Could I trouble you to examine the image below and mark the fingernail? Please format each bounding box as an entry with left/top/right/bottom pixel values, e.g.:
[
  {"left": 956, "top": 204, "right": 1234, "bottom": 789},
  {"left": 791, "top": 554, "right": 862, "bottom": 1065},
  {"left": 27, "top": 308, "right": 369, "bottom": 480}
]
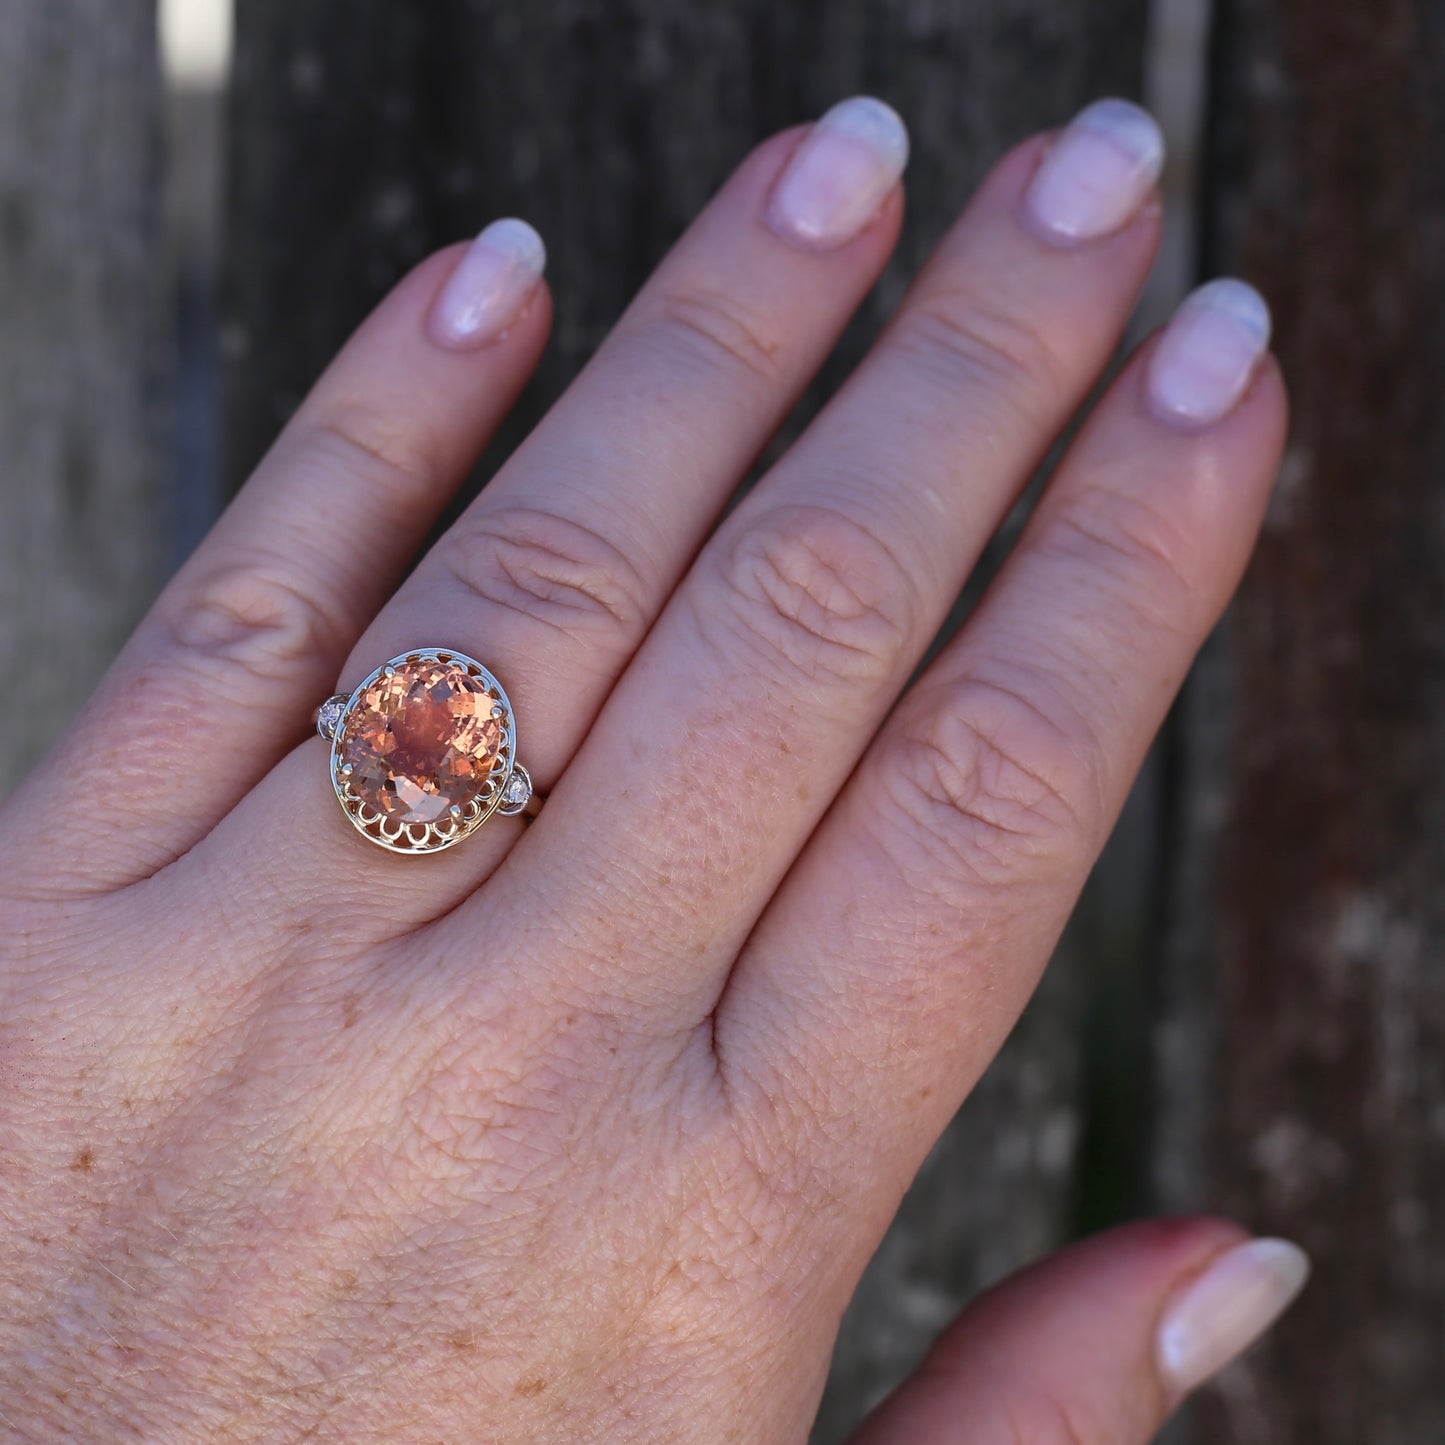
[
  {"left": 767, "top": 96, "right": 909, "bottom": 250},
  {"left": 429, "top": 217, "right": 547, "bottom": 350},
  {"left": 1157, "top": 1238, "right": 1310, "bottom": 1393},
  {"left": 1147, "top": 278, "right": 1272, "bottom": 426},
  {"left": 1025, "top": 98, "right": 1164, "bottom": 243}
]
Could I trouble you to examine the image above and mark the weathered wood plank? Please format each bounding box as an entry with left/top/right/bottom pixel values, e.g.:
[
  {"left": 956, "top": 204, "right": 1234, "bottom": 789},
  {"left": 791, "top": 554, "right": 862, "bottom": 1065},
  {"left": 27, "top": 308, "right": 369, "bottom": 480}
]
[
  {"left": 1159, "top": 1, "right": 1445, "bottom": 1439},
  {"left": 0, "top": 2, "right": 165, "bottom": 787}
]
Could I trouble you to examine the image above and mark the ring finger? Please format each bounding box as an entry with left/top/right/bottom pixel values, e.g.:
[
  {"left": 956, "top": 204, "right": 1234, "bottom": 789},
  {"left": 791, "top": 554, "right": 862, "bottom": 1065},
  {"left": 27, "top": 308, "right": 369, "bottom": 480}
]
[{"left": 159, "top": 98, "right": 910, "bottom": 943}]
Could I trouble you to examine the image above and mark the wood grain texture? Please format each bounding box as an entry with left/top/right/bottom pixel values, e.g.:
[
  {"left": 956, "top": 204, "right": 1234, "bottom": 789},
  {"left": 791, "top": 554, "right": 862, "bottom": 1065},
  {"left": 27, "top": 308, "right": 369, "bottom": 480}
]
[
  {"left": 0, "top": 2, "right": 164, "bottom": 785},
  {"left": 1159, "top": 1, "right": 1445, "bottom": 1439},
  {"left": 222, "top": 4, "right": 1147, "bottom": 1438}
]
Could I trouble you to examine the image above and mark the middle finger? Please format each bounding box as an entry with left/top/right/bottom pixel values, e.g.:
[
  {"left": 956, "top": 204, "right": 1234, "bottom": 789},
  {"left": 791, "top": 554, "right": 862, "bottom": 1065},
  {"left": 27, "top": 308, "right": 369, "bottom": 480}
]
[{"left": 466, "top": 100, "right": 1167, "bottom": 1027}]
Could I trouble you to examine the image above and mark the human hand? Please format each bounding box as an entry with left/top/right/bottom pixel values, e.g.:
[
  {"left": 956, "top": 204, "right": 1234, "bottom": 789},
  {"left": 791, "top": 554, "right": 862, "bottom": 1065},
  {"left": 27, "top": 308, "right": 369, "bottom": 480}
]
[{"left": 0, "top": 97, "right": 1303, "bottom": 1441}]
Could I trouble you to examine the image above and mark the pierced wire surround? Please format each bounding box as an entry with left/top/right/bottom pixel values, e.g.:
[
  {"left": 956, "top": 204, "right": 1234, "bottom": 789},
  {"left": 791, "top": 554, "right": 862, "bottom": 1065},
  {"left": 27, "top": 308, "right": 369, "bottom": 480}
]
[{"left": 318, "top": 648, "right": 531, "bottom": 855}]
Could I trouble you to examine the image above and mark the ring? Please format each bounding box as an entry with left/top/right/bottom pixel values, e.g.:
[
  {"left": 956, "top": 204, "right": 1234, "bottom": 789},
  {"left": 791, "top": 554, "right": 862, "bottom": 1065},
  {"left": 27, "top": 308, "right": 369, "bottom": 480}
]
[{"left": 314, "top": 648, "right": 540, "bottom": 854}]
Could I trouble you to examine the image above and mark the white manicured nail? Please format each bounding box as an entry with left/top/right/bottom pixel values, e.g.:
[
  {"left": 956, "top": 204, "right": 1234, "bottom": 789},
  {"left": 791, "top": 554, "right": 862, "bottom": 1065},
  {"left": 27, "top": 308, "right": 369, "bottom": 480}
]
[
  {"left": 429, "top": 217, "right": 547, "bottom": 350},
  {"left": 1147, "top": 278, "right": 1272, "bottom": 426},
  {"left": 767, "top": 96, "right": 909, "bottom": 250},
  {"left": 1025, "top": 98, "right": 1164, "bottom": 242},
  {"left": 1157, "top": 1238, "right": 1310, "bottom": 1393}
]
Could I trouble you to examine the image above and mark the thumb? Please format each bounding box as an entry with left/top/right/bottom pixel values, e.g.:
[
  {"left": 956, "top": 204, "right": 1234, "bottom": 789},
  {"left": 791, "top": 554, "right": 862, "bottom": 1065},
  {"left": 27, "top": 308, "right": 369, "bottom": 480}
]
[{"left": 847, "top": 1218, "right": 1309, "bottom": 1445}]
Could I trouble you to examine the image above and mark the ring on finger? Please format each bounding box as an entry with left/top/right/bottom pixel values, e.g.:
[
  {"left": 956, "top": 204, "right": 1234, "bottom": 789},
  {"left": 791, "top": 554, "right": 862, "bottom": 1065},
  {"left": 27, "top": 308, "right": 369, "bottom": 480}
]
[{"left": 314, "top": 648, "right": 540, "bottom": 854}]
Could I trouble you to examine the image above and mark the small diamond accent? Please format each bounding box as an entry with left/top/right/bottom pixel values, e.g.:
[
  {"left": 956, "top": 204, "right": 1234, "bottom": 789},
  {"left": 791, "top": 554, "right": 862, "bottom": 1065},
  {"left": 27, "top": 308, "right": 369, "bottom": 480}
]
[
  {"left": 501, "top": 770, "right": 532, "bottom": 810},
  {"left": 496, "top": 765, "right": 535, "bottom": 816},
  {"left": 316, "top": 695, "right": 348, "bottom": 741}
]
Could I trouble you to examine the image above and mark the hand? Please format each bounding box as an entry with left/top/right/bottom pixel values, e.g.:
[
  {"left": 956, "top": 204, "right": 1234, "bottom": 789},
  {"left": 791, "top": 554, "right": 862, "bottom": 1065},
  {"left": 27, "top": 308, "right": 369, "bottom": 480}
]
[{"left": 0, "top": 97, "right": 1301, "bottom": 1442}]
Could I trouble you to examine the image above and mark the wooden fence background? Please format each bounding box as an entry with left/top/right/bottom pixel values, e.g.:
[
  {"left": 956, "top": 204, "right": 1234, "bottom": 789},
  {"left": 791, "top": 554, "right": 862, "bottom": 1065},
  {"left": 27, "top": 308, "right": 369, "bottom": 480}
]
[{"left": 3, "top": 1, "right": 1441, "bottom": 1440}]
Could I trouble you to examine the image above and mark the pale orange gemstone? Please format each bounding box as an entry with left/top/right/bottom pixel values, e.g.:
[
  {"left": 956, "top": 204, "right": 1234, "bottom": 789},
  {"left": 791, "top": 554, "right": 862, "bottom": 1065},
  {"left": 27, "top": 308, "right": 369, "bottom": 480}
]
[{"left": 338, "top": 659, "right": 505, "bottom": 825}]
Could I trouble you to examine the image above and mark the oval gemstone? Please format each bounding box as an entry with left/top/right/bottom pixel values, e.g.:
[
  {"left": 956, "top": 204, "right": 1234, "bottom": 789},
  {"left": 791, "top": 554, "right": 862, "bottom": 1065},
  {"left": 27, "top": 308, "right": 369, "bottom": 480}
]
[{"left": 338, "top": 658, "right": 506, "bottom": 825}]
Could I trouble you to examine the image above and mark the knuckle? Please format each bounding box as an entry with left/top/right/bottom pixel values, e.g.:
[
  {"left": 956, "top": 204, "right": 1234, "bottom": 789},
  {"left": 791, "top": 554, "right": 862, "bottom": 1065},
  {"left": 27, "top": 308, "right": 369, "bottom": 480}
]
[
  {"left": 704, "top": 504, "right": 916, "bottom": 686},
  {"left": 300, "top": 404, "right": 445, "bottom": 501},
  {"left": 156, "top": 406, "right": 445, "bottom": 686},
  {"left": 440, "top": 504, "right": 650, "bottom": 641},
  {"left": 163, "top": 552, "right": 349, "bottom": 686},
  {"left": 901, "top": 286, "right": 1071, "bottom": 408},
  {"left": 880, "top": 675, "right": 1107, "bottom": 886},
  {"left": 1047, "top": 487, "right": 1197, "bottom": 625},
  {"left": 642, "top": 286, "right": 785, "bottom": 389},
  {"left": 995, "top": 1392, "right": 1115, "bottom": 1445}
]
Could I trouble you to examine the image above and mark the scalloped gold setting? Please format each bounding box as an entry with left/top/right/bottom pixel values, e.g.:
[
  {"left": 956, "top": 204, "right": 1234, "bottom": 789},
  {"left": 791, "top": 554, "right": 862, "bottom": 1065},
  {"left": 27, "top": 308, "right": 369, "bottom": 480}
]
[{"left": 318, "top": 649, "right": 532, "bottom": 854}]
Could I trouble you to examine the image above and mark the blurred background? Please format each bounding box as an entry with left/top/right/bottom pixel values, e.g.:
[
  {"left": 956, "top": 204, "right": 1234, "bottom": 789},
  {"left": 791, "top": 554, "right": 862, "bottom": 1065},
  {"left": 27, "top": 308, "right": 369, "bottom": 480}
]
[{"left": 2, "top": 1, "right": 1442, "bottom": 1440}]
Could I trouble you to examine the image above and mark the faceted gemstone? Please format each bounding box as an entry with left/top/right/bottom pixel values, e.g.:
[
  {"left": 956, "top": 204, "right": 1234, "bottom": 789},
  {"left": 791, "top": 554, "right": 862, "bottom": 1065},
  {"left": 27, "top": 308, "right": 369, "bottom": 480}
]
[{"left": 338, "top": 658, "right": 506, "bottom": 825}]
